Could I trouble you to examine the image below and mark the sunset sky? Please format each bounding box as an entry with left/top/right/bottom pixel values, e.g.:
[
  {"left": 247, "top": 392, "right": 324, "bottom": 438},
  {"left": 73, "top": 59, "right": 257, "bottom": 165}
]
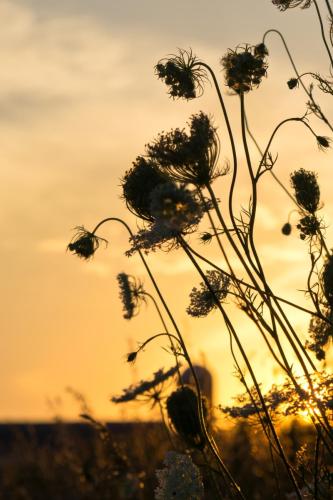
[{"left": 2, "top": 0, "right": 333, "bottom": 421}]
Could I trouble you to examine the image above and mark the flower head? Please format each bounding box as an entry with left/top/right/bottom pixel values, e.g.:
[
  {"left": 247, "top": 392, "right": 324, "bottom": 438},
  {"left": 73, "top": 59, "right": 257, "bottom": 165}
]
[
  {"left": 166, "top": 386, "right": 207, "bottom": 449},
  {"left": 67, "top": 226, "right": 107, "bottom": 260},
  {"left": 155, "top": 451, "right": 204, "bottom": 500},
  {"left": 187, "top": 270, "right": 230, "bottom": 317},
  {"left": 272, "top": 0, "right": 312, "bottom": 11},
  {"left": 116, "top": 272, "right": 145, "bottom": 320},
  {"left": 126, "top": 183, "right": 204, "bottom": 255},
  {"left": 290, "top": 168, "right": 320, "bottom": 214},
  {"left": 155, "top": 48, "right": 207, "bottom": 100},
  {"left": 111, "top": 365, "right": 178, "bottom": 404},
  {"left": 146, "top": 112, "right": 221, "bottom": 186},
  {"left": 121, "top": 156, "right": 169, "bottom": 222},
  {"left": 221, "top": 44, "right": 268, "bottom": 93}
]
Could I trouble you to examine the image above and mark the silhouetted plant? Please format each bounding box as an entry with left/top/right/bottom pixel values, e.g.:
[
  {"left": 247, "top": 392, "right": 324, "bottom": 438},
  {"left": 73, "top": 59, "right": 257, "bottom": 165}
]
[{"left": 67, "top": 1, "right": 333, "bottom": 498}]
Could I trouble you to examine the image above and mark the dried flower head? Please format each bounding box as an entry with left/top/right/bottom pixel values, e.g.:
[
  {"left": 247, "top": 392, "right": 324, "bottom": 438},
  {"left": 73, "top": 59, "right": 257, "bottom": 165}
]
[
  {"left": 155, "top": 48, "right": 207, "bottom": 100},
  {"left": 155, "top": 451, "right": 204, "bottom": 500},
  {"left": 221, "top": 44, "right": 268, "bottom": 93},
  {"left": 67, "top": 226, "right": 107, "bottom": 260},
  {"left": 126, "top": 183, "right": 204, "bottom": 255},
  {"left": 187, "top": 270, "right": 230, "bottom": 317},
  {"left": 281, "top": 222, "right": 292, "bottom": 235},
  {"left": 290, "top": 168, "right": 320, "bottom": 213},
  {"left": 287, "top": 78, "right": 299, "bottom": 89},
  {"left": 272, "top": 0, "right": 312, "bottom": 11},
  {"left": 116, "top": 272, "right": 145, "bottom": 320},
  {"left": 166, "top": 385, "right": 207, "bottom": 449},
  {"left": 322, "top": 253, "right": 333, "bottom": 308},
  {"left": 146, "top": 112, "right": 221, "bottom": 186},
  {"left": 121, "top": 156, "right": 169, "bottom": 222},
  {"left": 111, "top": 365, "right": 178, "bottom": 404}
]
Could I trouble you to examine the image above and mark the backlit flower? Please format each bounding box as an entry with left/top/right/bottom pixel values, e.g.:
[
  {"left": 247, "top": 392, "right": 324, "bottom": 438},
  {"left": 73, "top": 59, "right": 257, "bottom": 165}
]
[
  {"left": 146, "top": 112, "right": 221, "bottom": 186},
  {"left": 155, "top": 48, "right": 207, "bottom": 100},
  {"left": 126, "top": 183, "right": 204, "bottom": 255},
  {"left": 187, "top": 270, "right": 230, "bottom": 317},
  {"left": 221, "top": 44, "right": 268, "bottom": 93},
  {"left": 166, "top": 386, "right": 208, "bottom": 449},
  {"left": 155, "top": 451, "right": 204, "bottom": 500},
  {"left": 117, "top": 272, "right": 145, "bottom": 320},
  {"left": 111, "top": 365, "right": 178, "bottom": 404},
  {"left": 67, "top": 226, "right": 107, "bottom": 260}
]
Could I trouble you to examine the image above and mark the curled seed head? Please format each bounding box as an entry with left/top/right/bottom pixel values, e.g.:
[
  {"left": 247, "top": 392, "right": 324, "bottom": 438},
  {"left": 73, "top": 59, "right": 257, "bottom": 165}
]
[
  {"left": 221, "top": 44, "right": 268, "bottom": 93},
  {"left": 166, "top": 385, "right": 207, "bottom": 449},
  {"left": 67, "top": 226, "right": 107, "bottom": 260},
  {"left": 155, "top": 48, "right": 207, "bottom": 100}
]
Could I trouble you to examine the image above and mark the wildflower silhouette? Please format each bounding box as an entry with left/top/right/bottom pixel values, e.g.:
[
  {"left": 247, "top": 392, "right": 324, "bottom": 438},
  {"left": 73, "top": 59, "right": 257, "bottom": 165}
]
[
  {"left": 67, "top": 226, "right": 107, "bottom": 259},
  {"left": 155, "top": 48, "right": 207, "bottom": 99}
]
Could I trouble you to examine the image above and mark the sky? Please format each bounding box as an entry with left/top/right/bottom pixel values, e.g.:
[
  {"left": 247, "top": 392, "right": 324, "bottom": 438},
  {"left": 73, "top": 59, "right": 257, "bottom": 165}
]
[{"left": 1, "top": 0, "right": 333, "bottom": 421}]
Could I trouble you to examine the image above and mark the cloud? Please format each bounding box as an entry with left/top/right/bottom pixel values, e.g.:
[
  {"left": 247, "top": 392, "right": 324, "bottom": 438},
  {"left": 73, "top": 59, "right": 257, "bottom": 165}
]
[{"left": 0, "top": 1, "right": 133, "bottom": 123}]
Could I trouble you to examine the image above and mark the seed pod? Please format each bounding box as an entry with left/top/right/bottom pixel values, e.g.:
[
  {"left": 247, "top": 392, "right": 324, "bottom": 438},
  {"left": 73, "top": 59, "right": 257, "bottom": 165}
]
[{"left": 166, "top": 385, "right": 208, "bottom": 449}]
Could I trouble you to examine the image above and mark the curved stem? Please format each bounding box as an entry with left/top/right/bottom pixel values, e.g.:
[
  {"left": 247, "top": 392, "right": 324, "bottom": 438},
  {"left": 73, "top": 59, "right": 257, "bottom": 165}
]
[
  {"left": 91, "top": 217, "right": 242, "bottom": 498},
  {"left": 263, "top": 29, "right": 333, "bottom": 132},
  {"left": 180, "top": 237, "right": 303, "bottom": 499},
  {"left": 142, "top": 292, "right": 171, "bottom": 335}
]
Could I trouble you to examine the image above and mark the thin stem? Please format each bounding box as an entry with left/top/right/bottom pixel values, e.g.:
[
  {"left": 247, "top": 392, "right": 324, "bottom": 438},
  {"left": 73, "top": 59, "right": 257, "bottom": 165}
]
[
  {"left": 142, "top": 292, "right": 170, "bottom": 335},
  {"left": 313, "top": 0, "right": 333, "bottom": 69},
  {"left": 263, "top": 29, "right": 333, "bottom": 132},
  {"left": 91, "top": 217, "right": 242, "bottom": 498},
  {"left": 180, "top": 237, "right": 303, "bottom": 499},
  {"left": 314, "top": 427, "right": 321, "bottom": 500}
]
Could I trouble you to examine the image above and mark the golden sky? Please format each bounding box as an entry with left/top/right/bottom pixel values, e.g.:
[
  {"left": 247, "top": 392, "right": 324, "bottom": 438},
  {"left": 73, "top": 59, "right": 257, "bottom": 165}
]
[{"left": 1, "top": 0, "right": 333, "bottom": 421}]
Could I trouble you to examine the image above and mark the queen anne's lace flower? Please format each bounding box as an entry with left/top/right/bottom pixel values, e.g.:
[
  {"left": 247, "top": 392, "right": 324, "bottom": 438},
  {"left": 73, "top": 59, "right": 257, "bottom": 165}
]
[
  {"left": 187, "top": 270, "right": 230, "bottom": 317},
  {"left": 67, "top": 226, "right": 107, "bottom": 260},
  {"left": 155, "top": 49, "right": 207, "bottom": 100},
  {"left": 146, "top": 112, "right": 221, "bottom": 187},
  {"left": 111, "top": 365, "right": 178, "bottom": 403},
  {"left": 116, "top": 273, "right": 145, "bottom": 320},
  {"left": 221, "top": 44, "right": 268, "bottom": 93},
  {"left": 155, "top": 451, "right": 204, "bottom": 500},
  {"left": 126, "top": 183, "right": 204, "bottom": 255}
]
